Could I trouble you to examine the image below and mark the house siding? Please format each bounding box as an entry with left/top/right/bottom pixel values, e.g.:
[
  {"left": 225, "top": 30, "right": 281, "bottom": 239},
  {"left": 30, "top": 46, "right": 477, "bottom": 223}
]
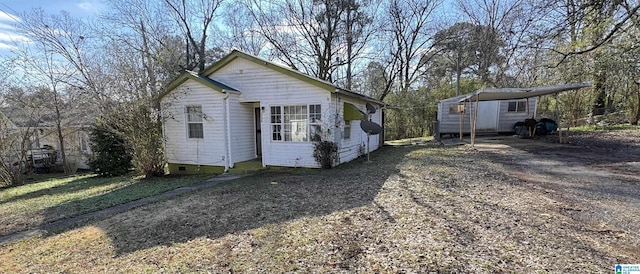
[
  {"left": 161, "top": 79, "right": 227, "bottom": 167},
  {"left": 334, "top": 96, "right": 382, "bottom": 164},
  {"left": 1, "top": 111, "right": 92, "bottom": 170},
  {"left": 438, "top": 97, "right": 537, "bottom": 134},
  {"left": 497, "top": 99, "right": 538, "bottom": 132},
  {"left": 438, "top": 97, "right": 475, "bottom": 134},
  {"left": 162, "top": 53, "right": 383, "bottom": 170},
  {"left": 227, "top": 94, "right": 256, "bottom": 165},
  {"left": 210, "top": 58, "right": 333, "bottom": 168}
]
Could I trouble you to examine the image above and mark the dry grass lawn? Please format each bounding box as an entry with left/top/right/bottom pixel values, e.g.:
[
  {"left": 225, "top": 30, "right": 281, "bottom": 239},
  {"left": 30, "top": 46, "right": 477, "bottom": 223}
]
[
  {"left": 0, "top": 131, "right": 638, "bottom": 272},
  {"left": 0, "top": 174, "right": 209, "bottom": 237}
]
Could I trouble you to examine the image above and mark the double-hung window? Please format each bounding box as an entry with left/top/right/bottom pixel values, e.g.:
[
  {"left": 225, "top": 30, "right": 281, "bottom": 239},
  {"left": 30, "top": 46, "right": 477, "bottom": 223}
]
[
  {"left": 186, "top": 105, "right": 204, "bottom": 139},
  {"left": 309, "top": 104, "right": 322, "bottom": 141},
  {"left": 343, "top": 120, "right": 351, "bottom": 139},
  {"left": 270, "top": 104, "right": 322, "bottom": 142},
  {"left": 507, "top": 101, "right": 527, "bottom": 112}
]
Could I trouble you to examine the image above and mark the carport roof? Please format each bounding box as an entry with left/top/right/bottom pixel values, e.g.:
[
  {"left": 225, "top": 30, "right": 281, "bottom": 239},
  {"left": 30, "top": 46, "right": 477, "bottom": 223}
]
[{"left": 458, "top": 82, "right": 592, "bottom": 102}]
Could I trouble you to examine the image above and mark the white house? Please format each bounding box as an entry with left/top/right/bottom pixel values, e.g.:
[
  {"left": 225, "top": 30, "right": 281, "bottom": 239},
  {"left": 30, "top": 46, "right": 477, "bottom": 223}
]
[
  {"left": 160, "top": 50, "right": 384, "bottom": 174},
  {"left": 0, "top": 107, "right": 92, "bottom": 171}
]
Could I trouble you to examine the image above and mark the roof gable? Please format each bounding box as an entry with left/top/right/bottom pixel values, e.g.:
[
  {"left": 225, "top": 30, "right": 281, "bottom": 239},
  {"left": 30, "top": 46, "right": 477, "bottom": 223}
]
[
  {"left": 201, "top": 50, "right": 336, "bottom": 92},
  {"left": 0, "top": 110, "right": 16, "bottom": 129},
  {"left": 162, "top": 49, "right": 384, "bottom": 105},
  {"left": 0, "top": 107, "right": 47, "bottom": 128}
]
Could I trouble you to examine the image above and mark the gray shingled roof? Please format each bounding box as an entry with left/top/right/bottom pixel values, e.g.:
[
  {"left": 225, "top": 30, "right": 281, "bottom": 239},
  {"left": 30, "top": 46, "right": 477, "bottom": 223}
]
[
  {"left": 0, "top": 106, "right": 91, "bottom": 128},
  {"left": 0, "top": 107, "right": 52, "bottom": 127}
]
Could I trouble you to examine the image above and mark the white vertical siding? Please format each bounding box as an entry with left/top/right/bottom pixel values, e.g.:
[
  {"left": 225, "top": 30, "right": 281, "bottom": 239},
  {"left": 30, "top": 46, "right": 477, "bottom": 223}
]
[
  {"left": 228, "top": 94, "right": 256, "bottom": 164},
  {"left": 161, "top": 79, "right": 227, "bottom": 167},
  {"left": 211, "top": 58, "right": 333, "bottom": 168}
]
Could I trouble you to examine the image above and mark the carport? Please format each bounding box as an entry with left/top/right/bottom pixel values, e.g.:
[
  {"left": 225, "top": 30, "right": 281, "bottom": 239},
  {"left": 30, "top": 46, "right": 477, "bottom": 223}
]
[{"left": 457, "top": 82, "right": 592, "bottom": 146}]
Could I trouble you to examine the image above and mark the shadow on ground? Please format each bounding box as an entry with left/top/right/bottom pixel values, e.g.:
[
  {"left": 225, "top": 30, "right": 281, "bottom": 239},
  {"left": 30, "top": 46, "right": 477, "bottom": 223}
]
[
  {"left": 1, "top": 175, "right": 108, "bottom": 205},
  {"left": 92, "top": 146, "right": 415, "bottom": 255},
  {"left": 0, "top": 173, "right": 207, "bottom": 238}
]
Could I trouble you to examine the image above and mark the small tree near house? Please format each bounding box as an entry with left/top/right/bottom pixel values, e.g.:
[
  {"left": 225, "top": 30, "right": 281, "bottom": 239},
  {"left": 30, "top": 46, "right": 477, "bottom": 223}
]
[{"left": 88, "top": 120, "right": 132, "bottom": 177}]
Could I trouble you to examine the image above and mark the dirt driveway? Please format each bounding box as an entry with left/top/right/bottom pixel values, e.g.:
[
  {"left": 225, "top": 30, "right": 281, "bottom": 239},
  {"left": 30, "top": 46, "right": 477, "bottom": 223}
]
[{"left": 469, "top": 131, "right": 640, "bottom": 261}]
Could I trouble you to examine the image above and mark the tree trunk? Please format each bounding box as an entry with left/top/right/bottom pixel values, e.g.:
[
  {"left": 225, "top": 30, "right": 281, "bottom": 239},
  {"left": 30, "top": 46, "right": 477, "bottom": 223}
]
[
  {"left": 345, "top": 5, "right": 353, "bottom": 90},
  {"left": 633, "top": 83, "right": 640, "bottom": 125},
  {"left": 54, "top": 101, "right": 68, "bottom": 174}
]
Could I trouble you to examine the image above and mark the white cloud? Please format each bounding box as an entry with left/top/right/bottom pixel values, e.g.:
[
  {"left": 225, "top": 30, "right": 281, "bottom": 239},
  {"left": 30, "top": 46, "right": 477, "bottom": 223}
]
[
  {"left": 0, "top": 11, "right": 30, "bottom": 53},
  {"left": 0, "top": 10, "right": 21, "bottom": 24},
  {"left": 0, "top": 41, "right": 18, "bottom": 51},
  {"left": 0, "top": 22, "right": 14, "bottom": 30},
  {"left": 0, "top": 29, "right": 27, "bottom": 40},
  {"left": 77, "top": 1, "right": 104, "bottom": 14},
  {"left": 78, "top": 2, "right": 93, "bottom": 11}
]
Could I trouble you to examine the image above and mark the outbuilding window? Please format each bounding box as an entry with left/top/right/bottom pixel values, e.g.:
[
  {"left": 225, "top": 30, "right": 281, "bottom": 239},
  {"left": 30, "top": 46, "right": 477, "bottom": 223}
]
[
  {"left": 507, "top": 101, "right": 527, "bottom": 112},
  {"left": 270, "top": 104, "right": 322, "bottom": 142},
  {"left": 449, "top": 103, "right": 465, "bottom": 114},
  {"left": 186, "top": 105, "right": 204, "bottom": 139}
]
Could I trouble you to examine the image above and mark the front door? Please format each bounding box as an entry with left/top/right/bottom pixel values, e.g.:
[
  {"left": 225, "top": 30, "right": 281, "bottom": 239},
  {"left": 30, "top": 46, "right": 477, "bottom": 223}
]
[{"left": 254, "top": 107, "right": 262, "bottom": 156}]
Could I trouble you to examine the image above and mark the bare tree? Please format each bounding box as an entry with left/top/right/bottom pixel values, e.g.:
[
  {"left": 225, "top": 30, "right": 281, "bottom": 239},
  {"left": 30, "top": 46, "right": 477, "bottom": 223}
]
[
  {"left": 13, "top": 9, "right": 97, "bottom": 174},
  {"left": 376, "top": 0, "right": 442, "bottom": 101},
  {"left": 100, "top": 0, "right": 189, "bottom": 177},
  {"left": 163, "top": 0, "right": 224, "bottom": 73},
  {"left": 246, "top": 0, "right": 374, "bottom": 83},
  {"left": 0, "top": 88, "right": 42, "bottom": 185},
  {"left": 454, "top": 0, "right": 539, "bottom": 87},
  {"left": 221, "top": 1, "right": 269, "bottom": 55},
  {"left": 532, "top": 0, "right": 640, "bottom": 65}
]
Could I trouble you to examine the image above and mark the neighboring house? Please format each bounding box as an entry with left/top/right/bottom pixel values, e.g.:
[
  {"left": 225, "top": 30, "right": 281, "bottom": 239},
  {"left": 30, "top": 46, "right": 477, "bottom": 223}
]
[
  {"left": 0, "top": 107, "right": 92, "bottom": 171},
  {"left": 437, "top": 95, "right": 537, "bottom": 136},
  {"left": 160, "top": 50, "right": 384, "bottom": 174}
]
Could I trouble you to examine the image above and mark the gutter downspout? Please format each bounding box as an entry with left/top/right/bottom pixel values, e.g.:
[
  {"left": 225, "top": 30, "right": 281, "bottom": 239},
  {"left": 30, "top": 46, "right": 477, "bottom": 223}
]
[{"left": 223, "top": 92, "right": 231, "bottom": 172}]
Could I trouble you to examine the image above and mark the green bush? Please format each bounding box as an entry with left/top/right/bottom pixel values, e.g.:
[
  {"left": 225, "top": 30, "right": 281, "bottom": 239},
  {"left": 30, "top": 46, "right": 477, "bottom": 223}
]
[
  {"left": 88, "top": 121, "right": 132, "bottom": 176},
  {"left": 312, "top": 140, "right": 338, "bottom": 169}
]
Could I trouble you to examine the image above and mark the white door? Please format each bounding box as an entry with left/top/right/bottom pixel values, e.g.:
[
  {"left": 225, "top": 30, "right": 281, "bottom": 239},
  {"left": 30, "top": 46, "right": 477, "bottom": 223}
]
[{"left": 475, "top": 101, "right": 499, "bottom": 131}]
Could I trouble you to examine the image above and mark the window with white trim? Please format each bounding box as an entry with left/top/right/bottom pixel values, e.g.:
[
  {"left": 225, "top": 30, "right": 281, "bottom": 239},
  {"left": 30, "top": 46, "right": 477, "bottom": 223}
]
[
  {"left": 186, "top": 105, "right": 204, "bottom": 139},
  {"left": 507, "top": 101, "right": 527, "bottom": 112},
  {"left": 270, "top": 104, "right": 322, "bottom": 142},
  {"left": 343, "top": 120, "right": 351, "bottom": 139},
  {"left": 309, "top": 104, "right": 322, "bottom": 141}
]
